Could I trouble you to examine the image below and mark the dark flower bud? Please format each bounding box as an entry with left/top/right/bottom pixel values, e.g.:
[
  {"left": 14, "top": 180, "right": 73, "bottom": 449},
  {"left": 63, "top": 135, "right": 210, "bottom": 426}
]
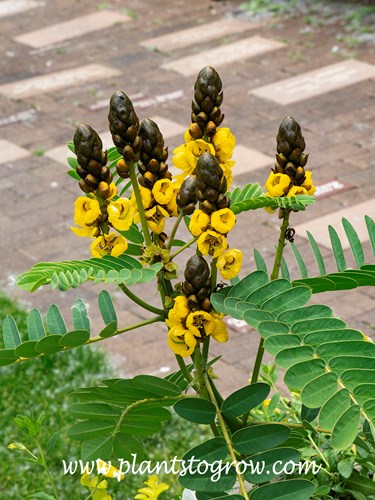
[
  {"left": 177, "top": 177, "right": 198, "bottom": 209},
  {"left": 84, "top": 174, "right": 99, "bottom": 190}
]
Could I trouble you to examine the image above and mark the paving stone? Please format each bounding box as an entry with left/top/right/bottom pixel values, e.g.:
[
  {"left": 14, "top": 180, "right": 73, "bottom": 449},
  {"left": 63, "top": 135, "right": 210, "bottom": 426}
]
[
  {"left": 140, "top": 18, "right": 257, "bottom": 52},
  {"left": 161, "top": 36, "right": 286, "bottom": 76},
  {"left": 0, "top": 139, "right": 30, "bottom": 164},
  {"left": 232, "top": 144, "right": 273, "bottom": 175},
  {"left": 0, "top": 0, "right": 43, "bottom": 18},
  {"left": 0, "top": 64, "right": 121, "bottom": 99},
  {"left": 250, "top": 60, "right": 375, "bottom": 105},
  {"left": 294, "top": 199, "right": 375, "bottom": 250},
  {"left": 14, "top": 11, "right": 131, "bottom": 49}
]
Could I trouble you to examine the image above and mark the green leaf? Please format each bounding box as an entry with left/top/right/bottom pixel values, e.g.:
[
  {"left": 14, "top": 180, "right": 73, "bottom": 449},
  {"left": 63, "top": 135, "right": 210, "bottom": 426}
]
[
  {"left": 342, "top": 217, "right": 365, "bottom": 268},
  {"left": 69, "top": 403, "right": 121, "bottom": 420},
  {"left": 365, "top": 215, "right": 375, "bottom": 257},
  {"left": 232, "top": 423, "right": 290, "bottom": 455},
  {"left": 258, "top": 321, "right": 289, "bottom": 339},
  {"left": 331, "top": 405, "right": 361, "bottom": 450},
  {"left": 81, "top": 434, "right": 113, "bottom": 461},
  {"left": 264, "top": 335, "right": 302, "bottom": 356},
  {"left": 59, "top": 330, "right": 90, "bottom": 348},
  {"left": 119, "top": 223, "right": 144, "bottom": 244},
  {"left": 278, "top": 304, "right": 333, "bottom": 324},
  {"left": 221, "top": 383, "right": 270, "bottom": 418},
  {"left": 3, "top": 316, "right": 21, "bottom": 348},
  {"left": 0, "top": 349, "right": 18, "bottom": 366},
  {"left": 14, "top": 341, "right": 39, "bottom": 359},
  {"left": 290, "top": 243, "right": 308, "bottom": 278},
  {"left": 363, "top": 399, "right": 375, "bottom": 422},
  {"left": 99, "top": 321, "right": 118, "bottom": 338},
  {"left": 71, "top": 299, "right": 90, "bottom": 331},
  {"left": 301, "top": 372, "right": 338, "bottom": 408},
  {"left": 35, "top": 335, "right": 65, "bottom": 355},
  {"left": 275, "top": 345, "right": 314, "bottom": 369},
  {"left": 174, "top": 398, "right": 216, "bottom": 424},
  {"left": 345, "top": 471, "right": 375, "bottom": 497},
  {"left": 133, "top": 375, "right": 181, "bottom": 397},
  {"left": 98, "top": 290, "right": 117, "bottom": 325},
  {"left": 319, "top": 389, "right": 351, "bottom": 431},
  {"left": 262, "top": 286, "right": 311, "bottom": 313},
  {"left": 67, "top": 420, "right": 116, "bottom": 441},
  {"left": 306, "top": 231, "right": 326, "bottom": 276},
  {"left": 329, "top": 225, "right": 346, "bottom": 272},
  {"left": 228, "top": 270, "right": 269, "bottom": 300},
  {"left": 27, "top": 309, "right": 46, "bottom": 341},
  {"left": 249, "top": 479, "right": 315, "bottom": 500},
  {"left": 253, "top": 249, "right": 268, "bottom": 273},
  {"left": 284, "top": 359, "right": 326, "bottom": 390},
  {"left": 353, "top": 384, "right": 375, "bottom": 406},
  {"left": 47, "top": 304, "right": 67, "bottom": 334},
  {"left": 246, "top": 280, "right": 291, "bottom": 306}
]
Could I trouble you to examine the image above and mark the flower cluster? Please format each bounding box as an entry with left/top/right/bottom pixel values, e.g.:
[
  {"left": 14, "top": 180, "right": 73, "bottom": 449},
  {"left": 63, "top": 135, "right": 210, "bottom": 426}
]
[
  {"left": 166, "top": 295, "right": 228, "bottom": 357},
  {"left": 265, "top": 116, "right": 316, "bottom": 204},
  {"left": 80, "top": 460, "right": 124, "bottom": 500},
  {"left": 135, "top": 475, "right": 169, "bottom": 500},
  {"left": 132, "top": 118, "right": 180, "bottom": 237}
]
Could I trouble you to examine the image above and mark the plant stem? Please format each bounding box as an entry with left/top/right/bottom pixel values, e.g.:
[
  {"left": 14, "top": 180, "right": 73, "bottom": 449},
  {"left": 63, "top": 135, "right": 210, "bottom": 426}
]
[
  {"left": 129, "top": 161, "right": 152, "bottom": 246},
  {"left": 204, "top": 374, "right": 249, "bottom": 500},
  {"left": 250, "top": 210, "right": 291, "bottom": 386},
  {"left": 170, "top": 237, "right": 197, "bottom": 259},
  {"left": 35, "top": 438, "right": 59, "bottom": 500},
  {"left": 117, "top": 283, "right": 167, "bottom": 317},
  {"left": 175, "top": 354, "right": 199, "bottom": 392},
  {"left": 166, "top": 211, "right": 184, "bottom": 250}
]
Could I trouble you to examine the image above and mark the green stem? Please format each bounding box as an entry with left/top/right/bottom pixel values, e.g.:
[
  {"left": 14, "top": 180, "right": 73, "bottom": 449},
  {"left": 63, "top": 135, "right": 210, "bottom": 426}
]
[
  {"left": 166, "top": 211, "right": 184, "bottom": 250},
  {"left": 175, "top": 355, "right": 199, "bottom": 392},
  {"left": 129, "top": 161, "right": 152, "bottom": 246},
  {"left": 204, "top": 374, "right": 249, "bottom": 500},
  {"left": 170, "top": 237, "right": 197, "bottom": 259},
  {"left": 35, "top": 438, "right": 59, "bottom": 500},
  {"left": 117, "top": 283, "right": 167, "bottom": 317}
]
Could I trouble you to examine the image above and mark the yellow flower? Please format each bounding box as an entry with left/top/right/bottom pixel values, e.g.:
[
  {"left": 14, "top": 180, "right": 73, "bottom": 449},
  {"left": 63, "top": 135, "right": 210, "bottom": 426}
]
[
  {"left": 74, "top": 196, "right": 101, "bottom": 227},
  {"left": 107, "top": 182, "right": 118, "bottom": 200},
  {"left": 173, "top": 139, "right": 215, "bottom": 181},
  {"left": 210, "top": 208, "right": 236, "bottom": 234},
  {"left": 131, "top": 186, "right": 154, "bottom": 210},
  {"left": 71, "top": 224, "right": 100, "bottom": 238},
  {"left": 135, "top": 475, "right": 169, "bottom": 500},
  {"left": 189, "top": 210, "right": 211, "bottom": 237},
  {"left": 287, "top": 186, "right": 308, "bottom": 197},
  {"left": 211, "top": 318, "right": 229, "bottom": 343},
  {"left": 168, "top": 325, "right": 197, "bottom": 357},
  {"left": 186, "top": 310, "right": 215, "bottom": 337},
  {"left": 152, "top": 179, "right": 174, "bottom": 205},
  {"left": 197, "top": 230, "right": 228, "bottom": 258},
  {"left": 220, "top": 159, "right": 235, "bottom": 189},
  {"left": 212, "top": 127, "right": 236, "bottom": 161},
  {"left": 265, "top": 172, "right": 291, "bottom": 197},
  {"left": 166, "top": 295, "right": 190, "bottom": 329},
  {"left": 165, "top": 181, "right": 180, "bottom": 217},
  {"left": 301, "top": 171, "right": 316, "bottom": 195},
  {"left": 90, "top": 233, "right": 128, "bottom": 258},
  {"left": 216, "top": 249, "right": 243, "bottom": 280},
  {"left": 80, "top": 474, "right": 111, "bottom": 500},
  {"left": 96, "top": 459, "right": 125, "bottom": 481},
  {"left": 107, "top": 198, "right": 134, "bottom": 231},
  {"left": 145, "top": 205, "right": 169, "bottom": 234}
]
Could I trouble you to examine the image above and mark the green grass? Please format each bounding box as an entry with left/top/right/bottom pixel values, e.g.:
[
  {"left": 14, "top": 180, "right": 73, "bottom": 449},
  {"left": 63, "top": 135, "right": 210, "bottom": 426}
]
[{"left": 0, "top": 294, "right": 210, "bottom": 498}]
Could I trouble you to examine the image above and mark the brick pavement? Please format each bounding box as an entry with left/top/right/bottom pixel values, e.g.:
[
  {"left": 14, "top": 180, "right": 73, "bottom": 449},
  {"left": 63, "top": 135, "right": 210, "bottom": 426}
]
[{"left": 0, "top": 0, "right": 375, "bottom": 395}]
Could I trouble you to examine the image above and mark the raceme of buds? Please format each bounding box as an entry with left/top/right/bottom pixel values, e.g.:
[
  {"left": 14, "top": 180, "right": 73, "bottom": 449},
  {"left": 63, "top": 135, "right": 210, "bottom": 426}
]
[
  {"left": 191, "top": 66, "right": 224, "bottom": 139},
  {"left": 177, "top": 176, "right": 198, "bottom": 215},
  {"left": 108, "top": 90, "right": 142, "bottom": 176},
  {"left": 195, "top": 153, "right": 230, "bottom": 215},
  {"left": 182, "top": 255, "right": 212, "bottom": 311}
]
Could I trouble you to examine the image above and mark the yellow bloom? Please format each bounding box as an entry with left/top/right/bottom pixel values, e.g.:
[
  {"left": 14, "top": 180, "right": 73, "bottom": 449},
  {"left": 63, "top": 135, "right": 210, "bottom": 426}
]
[
  {"left": 80, "top": 474, "right": 111, "bottom": 500},
  {"left": 135, "top": 475, "right": 169, "bottom": 500},
  {"left": 189, "top": 210, "right": 211, "bottom": 237},
  {"left": 265, "top": 172, "right": 291, "bottom": 197},
  {"left": 166, "top": 295, "right": 190, "bottom": 329},
  {"left": 90, "top": 233, "right": 128, "bottom": 258},
  {"left": 107, "top": 198, "right": 134, "bottom": 231},
  {"left": 145, "top": 205, "right": 169, "bottom": 234},
  {"left": 168, "top": 325, "right": 197, "bottom": 357},
  {"left": 212, "top": 127, "right": 236, "bottom": 161},
  {"left": 152, "top": 179, "right": 174, "bottom": 206},
  {"left": 96, "top": 459, "right": 125, "bottom": 481},
  {"left": 197, "top": 230, "right": 228, "bottom": 258},
  {"left": 301, "top": 171, "right": 316, "bottom": 195},
  {"left": 216, "top": 249, "right": 243, "bottom": 280},
  {"left": 220, "top": 159, "right": 235, "bottom": 189},
  {"left": 131, "top": 186, "right": 154, "bottom": 210},
  {"left": 210, "top": 208, "right": 236, "bottom": 234},
  {"left": 186, "top": 310, "right": 215, "bottom": 337},
  {"left": 74, "top": 196, "right": 101, "bottom": 226},
  {"left": 287, "top": 186, "right": 308, "bottom": 197},
  {"left": 71, "top": 224, "right": 100, "bottom": 238},
  {"left": 165, "top": 181, "right": 180, "bottom": 217},
  {"left": 173, "top": 139, "right": 215, "bottom": 181},
  {"left": 211, "top": 318, "right": 229, "bottom": 343},
  {"left": 107, "top": 182, "right": 118, "bottom": 200}
]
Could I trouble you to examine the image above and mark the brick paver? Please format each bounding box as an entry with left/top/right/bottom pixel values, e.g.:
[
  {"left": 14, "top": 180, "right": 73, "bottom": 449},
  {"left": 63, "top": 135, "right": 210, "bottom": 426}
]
[{"left": 1, "top": 0, "right": 375, "bottom": 394}]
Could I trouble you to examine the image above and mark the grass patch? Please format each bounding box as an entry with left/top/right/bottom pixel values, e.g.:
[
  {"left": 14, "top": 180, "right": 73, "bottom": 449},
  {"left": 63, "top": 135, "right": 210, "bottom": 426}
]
[{"left": 0, "top": 294, "right": 210, "bottom": 497}]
